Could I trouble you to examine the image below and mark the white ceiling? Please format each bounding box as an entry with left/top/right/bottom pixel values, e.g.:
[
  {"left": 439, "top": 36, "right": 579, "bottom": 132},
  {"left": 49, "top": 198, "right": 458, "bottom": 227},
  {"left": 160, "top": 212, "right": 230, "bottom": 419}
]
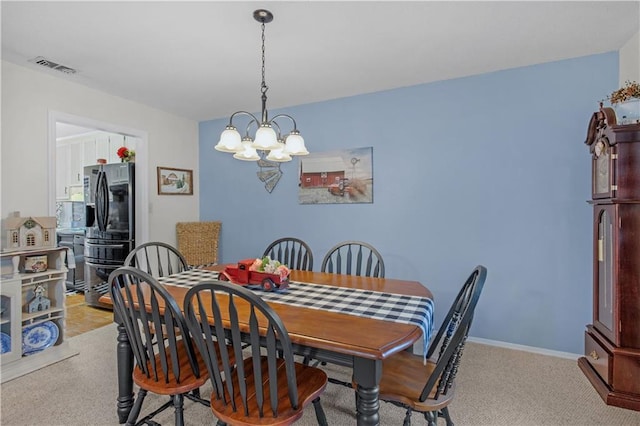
[{"left": 2, "top": 1, "right": 639, "bottom": 122}]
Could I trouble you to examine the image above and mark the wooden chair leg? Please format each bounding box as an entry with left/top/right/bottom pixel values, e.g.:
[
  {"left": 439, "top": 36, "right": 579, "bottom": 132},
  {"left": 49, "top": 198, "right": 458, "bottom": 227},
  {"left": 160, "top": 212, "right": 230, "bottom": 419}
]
[
  {"left": 440, "top": 407, "right": 454, "bottom": 425},
  {"left": 172, "top": 394, "right": 184, "bottom": 426},
  {"left": 312, "top": 397, "right": 328, "bottom": 426},
  {"left": 424, "top": 410, "right": 437, "bottom": 426},
  {"left": 403, "top": 407, "right": 412, "bottom": 426},
  {"left": 126, "top": 389, "right": 147, "bottom": 426}
]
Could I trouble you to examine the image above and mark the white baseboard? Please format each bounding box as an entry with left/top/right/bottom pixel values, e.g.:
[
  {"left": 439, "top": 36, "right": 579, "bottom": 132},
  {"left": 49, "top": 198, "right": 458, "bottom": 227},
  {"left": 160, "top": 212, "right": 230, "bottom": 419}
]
[{"left": 467, "top": 336, "right": 581, "bottom": 360}]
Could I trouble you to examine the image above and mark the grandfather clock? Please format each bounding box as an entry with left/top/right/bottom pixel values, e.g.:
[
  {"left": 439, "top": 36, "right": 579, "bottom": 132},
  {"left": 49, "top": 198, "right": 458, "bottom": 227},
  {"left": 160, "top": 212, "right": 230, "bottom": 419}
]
[{"left": 578, "top": 106, "right": 640, "bottom": 411}]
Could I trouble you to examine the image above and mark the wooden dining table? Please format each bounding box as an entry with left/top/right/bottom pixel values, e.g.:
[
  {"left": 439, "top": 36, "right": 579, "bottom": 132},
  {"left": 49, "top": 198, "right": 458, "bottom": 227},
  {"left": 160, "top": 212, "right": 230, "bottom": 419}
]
[{"left": 103, "top": 265, "right": 434, "bottom": 426}]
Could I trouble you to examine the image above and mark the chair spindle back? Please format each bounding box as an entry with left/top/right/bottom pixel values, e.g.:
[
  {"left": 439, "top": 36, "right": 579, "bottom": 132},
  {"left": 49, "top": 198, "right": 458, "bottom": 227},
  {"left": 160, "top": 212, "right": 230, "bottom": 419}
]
[
  {"left": 263, "top": 237, "right": 314, "bottom": 271},
  {"left": 184, "top": 281, "right": 300, "bottom": 418},
  {"left": 124, "top": 241, "right": 189, "bottom": 278},
  {"left": 421, "top": 265, "right": 486, "bottom": 402},
  {"left": 109, "top": 266, "right": 201, "bottom": 384},
  {"left": 321, "top": 241, "right": 385, "bottom": 278}
]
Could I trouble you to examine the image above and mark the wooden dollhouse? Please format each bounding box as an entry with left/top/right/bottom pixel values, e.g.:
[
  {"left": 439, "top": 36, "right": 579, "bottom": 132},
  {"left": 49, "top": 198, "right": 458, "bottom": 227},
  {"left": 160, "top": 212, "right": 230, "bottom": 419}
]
[{"left": 2, "top": 212, "right": 57, "bottom": 252}]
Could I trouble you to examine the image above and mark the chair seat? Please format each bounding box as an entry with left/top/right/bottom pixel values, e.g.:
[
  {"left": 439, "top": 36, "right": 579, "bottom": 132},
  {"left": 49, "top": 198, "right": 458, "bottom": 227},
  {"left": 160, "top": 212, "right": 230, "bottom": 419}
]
[
  {"left": 354, "top": 266, "right": 485, "bottom": 426},
  {"left": 211, "top": 356, "right": 328, "bottom": 425},
  {"left": 133, "top": 341, "right": 209, "bottom": 395},
  {"left": 354, "top": 351, "right": 455, "bottom": 412}
]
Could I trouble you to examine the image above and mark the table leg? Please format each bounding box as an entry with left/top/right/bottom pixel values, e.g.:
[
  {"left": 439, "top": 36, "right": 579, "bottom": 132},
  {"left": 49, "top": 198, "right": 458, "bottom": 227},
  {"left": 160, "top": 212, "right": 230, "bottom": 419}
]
[
  {"left": 115, "top": 316, "right": 134, "bottom": 423},
  {"left": 353, "top": 357, "right": 382, "bottom": 426}
]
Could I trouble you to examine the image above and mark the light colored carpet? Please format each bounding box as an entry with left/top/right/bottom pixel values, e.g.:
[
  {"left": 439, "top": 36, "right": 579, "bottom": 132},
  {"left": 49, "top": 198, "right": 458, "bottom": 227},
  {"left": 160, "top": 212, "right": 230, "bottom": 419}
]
[{"left": 1, "top": 323, "right": 639, "bottom": 425}]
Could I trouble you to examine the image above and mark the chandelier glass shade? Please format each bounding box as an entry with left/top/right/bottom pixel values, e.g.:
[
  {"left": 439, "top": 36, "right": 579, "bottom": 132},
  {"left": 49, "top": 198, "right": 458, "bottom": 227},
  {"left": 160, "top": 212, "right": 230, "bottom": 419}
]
[{"left": 215, "top": 9, "right": 308, "bottom": 162}]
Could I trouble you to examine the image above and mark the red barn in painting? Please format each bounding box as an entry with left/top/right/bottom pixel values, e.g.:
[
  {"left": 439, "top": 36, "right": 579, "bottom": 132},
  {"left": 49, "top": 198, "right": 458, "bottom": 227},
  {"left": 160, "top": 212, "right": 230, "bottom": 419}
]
[{"left": 299, "top": 157, "right": 346, "bottom": 188}]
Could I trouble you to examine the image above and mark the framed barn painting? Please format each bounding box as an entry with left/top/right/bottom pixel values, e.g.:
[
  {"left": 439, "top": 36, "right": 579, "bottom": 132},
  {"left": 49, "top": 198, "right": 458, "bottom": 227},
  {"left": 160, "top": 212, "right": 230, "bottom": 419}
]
[
  {"left": 157, "top": 167, "right": 193, "bottom": 195},
  {"left": 298, "top": 147, "right": 373, "bottom": 204}
]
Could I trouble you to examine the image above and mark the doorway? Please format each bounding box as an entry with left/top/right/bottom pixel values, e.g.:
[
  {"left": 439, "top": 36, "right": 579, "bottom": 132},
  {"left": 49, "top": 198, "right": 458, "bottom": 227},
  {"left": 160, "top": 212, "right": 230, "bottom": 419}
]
[
  {"left": 48, "top": 111, "right": 150, "bottom": 335},
  {"left": 48, "top": 111, "right": 149, "bottom": 244}
]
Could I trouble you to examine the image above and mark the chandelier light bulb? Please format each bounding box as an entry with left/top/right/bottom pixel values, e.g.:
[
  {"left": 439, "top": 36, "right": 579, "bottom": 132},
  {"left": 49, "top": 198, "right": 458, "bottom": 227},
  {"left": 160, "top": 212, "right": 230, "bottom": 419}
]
[
  {"left": 233, "top": 141, "right": 260, "bottom": 161},
  {"left": 251, "top": 124, "right": 280, "bottom": 150},
  {"left": 215, "top": 126, "right": 242, "bottom": 152},
  {"left": 266, "top": 143, "right": 293, "bottom": 162},
  {"left": 284, "top": 131, "right": 308, "bottom": 155}
]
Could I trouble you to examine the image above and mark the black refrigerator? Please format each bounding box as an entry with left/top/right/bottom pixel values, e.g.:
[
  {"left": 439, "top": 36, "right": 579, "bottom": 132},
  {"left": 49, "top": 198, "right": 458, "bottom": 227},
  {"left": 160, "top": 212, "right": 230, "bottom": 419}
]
[{"left": 83, "top": 162, "right": 135, "bottom": 308}]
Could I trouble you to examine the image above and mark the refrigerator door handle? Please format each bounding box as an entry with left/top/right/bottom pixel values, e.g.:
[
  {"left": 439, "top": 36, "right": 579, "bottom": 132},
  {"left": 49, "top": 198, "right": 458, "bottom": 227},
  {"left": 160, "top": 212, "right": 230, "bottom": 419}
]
[
  {"left": 95, "top": 170, "right": 109, "bottom": 231},
  {"left": 85, "top": 260, "right": 124, "bottom": 266},
  {"left": 85, "top": 243, "right": 126, "bottom": 249}
]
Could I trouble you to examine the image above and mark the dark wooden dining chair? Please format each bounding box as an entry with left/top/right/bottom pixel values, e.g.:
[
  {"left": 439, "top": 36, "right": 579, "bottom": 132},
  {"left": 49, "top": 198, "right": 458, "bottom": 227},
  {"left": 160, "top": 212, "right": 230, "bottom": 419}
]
[
  {"left": 315, "top": 241, "right": 385, "bottom": 377},
  {"left": 124, "top": 241, "right": 189, "bottom": 278},
  {"left": 263, "top": 237, "right": 314, "bottom": 271},
  {"left": 321, "top": 240, "right": 385, "bottom": 278},
  {"left": 354, "top": 265, "right": 487, "bottom": 426},
  {"left": 183, "top": 281, "right": 329, "bottom": 426},
  {"left": 109, "top": 266, "right": 210, "bottom": 426}
]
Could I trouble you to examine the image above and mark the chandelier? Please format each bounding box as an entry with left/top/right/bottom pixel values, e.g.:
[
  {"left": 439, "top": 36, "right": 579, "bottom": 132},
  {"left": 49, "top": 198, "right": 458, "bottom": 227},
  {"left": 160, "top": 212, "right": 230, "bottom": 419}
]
[{"left": 215, "top": 9, "right": 308, "bottom": 162}]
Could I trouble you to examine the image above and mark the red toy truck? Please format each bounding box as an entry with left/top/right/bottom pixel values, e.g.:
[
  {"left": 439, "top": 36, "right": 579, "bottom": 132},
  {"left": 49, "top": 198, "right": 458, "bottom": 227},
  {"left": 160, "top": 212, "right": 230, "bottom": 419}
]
[{"left": 218, "top": 259, "right": 290, "bottom": 292}]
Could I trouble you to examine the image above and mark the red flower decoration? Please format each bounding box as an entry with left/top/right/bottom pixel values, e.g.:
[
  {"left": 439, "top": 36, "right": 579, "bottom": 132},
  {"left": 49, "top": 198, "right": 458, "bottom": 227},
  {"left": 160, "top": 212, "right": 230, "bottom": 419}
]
[{"left": 117, "top": 147, "right": 129, "bottom": 159}]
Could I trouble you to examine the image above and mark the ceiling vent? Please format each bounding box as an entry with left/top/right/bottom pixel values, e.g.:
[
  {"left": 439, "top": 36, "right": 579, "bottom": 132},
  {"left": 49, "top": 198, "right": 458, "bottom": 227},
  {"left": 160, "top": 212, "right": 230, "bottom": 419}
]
[{"left": 28, "top": 56, "right": 77, "bottom": 74}]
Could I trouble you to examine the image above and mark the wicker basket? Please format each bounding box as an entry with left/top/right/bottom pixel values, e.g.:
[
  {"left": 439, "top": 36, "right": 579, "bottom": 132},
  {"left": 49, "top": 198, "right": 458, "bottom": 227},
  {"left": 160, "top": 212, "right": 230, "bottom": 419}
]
[{"left": 176, "top": 221, "right": 221, "bottom": 267}]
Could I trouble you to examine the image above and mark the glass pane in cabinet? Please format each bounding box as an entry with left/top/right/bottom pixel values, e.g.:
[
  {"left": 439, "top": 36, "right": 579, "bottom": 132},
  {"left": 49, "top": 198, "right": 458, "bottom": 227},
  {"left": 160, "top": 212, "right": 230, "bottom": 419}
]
[
  {"left": 597, "top": 210, "right": 614, "bottom": 331},
  {"left": 1, "top": 295, "right": 11, "bottom": 354},
  {"left": 595, "top": 151, "right": 610, "bottom": 194}
]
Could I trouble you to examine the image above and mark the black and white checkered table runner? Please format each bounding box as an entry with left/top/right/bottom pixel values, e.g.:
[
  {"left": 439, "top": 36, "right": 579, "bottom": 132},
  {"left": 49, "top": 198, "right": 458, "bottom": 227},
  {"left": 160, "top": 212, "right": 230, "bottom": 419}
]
[{"left": 158, "top": 269, "right": 434, "bottom": 356}]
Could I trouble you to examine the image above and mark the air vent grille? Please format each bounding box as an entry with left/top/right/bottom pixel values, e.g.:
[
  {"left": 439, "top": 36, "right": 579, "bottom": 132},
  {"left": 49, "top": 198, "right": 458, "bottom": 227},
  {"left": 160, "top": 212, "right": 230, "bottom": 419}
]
[{"left": 28, "top": 56, "right": 77, "bottom": 74}]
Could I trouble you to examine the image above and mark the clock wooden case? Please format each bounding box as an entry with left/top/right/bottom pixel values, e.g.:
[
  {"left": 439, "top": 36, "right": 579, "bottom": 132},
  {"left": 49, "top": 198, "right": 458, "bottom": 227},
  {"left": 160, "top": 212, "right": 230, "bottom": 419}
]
[{"left": 579, "top": 107, "right": 640, "bottom": 411}]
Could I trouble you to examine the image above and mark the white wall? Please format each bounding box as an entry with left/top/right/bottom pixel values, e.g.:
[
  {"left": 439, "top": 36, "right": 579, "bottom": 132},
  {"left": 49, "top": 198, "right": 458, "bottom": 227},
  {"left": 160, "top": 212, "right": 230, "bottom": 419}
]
[
  {"left": 619, "top": 31, "right": 639, "bottom": 84},
  {"left": 1, "top": 60, "right": 200, "bottom": 247}
]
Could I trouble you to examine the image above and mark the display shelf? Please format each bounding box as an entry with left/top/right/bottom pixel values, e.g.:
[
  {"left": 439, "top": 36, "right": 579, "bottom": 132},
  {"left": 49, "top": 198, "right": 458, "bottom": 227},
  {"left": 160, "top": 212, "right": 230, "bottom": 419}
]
[
  {"left": 0, "top": 247, "right": 78, "bottom": 383},
  {"left": 22, "top": 309, "right": 64, "bottom": 326}
]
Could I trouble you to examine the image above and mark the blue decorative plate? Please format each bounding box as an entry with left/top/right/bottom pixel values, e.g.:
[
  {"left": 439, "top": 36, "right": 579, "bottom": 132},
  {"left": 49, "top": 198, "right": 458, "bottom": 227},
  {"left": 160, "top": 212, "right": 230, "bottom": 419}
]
[
  {"left": 22, "top": 321, "right": 59, "bottom": 355},
  {"left": 0, "top": 332, "right": 11, "bottom": 354}
]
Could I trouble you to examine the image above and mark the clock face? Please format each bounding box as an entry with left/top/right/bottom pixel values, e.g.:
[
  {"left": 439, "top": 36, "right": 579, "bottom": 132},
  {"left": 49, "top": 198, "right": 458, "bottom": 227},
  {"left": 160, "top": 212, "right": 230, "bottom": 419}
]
[{"left": 594, "top": 140, "right": 605, "bottom": 158}]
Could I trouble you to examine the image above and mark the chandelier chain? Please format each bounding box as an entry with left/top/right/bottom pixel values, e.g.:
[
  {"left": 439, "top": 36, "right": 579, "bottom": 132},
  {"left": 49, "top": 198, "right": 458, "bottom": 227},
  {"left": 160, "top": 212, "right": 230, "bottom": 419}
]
[{"left": 260, "top": 21, "right": 268, "bottom": 95}]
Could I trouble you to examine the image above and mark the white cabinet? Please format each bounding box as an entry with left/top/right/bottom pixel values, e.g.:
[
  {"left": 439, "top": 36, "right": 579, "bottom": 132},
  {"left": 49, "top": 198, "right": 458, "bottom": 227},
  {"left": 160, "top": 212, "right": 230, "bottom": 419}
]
[
  {"left": 0, "top": 247, "right": 78, "bottom": 383},
  {"left": 109, "top": 134, "right": 125, "bottom": 163},
  {"left": 0, "top": 278, "right": 22, "bottom": 364},
  {"left": 95, "top": 134, "right": 110, "bottom": 163},
  {"left": 56, "top": 144, "right": 71, "bottom": 200},
  {"left": 68, "top": 141, "right": 84, "bottom": 186},
  {"left": 94, "top": 133, "right": 125, "bottom": 164},
  {"left": 83, "top": 137, "right": 97, "bottom": 166},
  {"left": 57, "top": 140, "right": 84, "bottom": 199},
  {"left": 56, "top": 132, "right": 134, "bottom": 203}
]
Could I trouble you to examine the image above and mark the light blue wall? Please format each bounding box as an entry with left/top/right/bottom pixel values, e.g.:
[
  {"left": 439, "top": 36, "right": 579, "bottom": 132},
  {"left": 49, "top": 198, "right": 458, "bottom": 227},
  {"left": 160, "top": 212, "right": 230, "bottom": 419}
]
[{"left": 199, "top": 52, "right": 618, "bottom": 354}]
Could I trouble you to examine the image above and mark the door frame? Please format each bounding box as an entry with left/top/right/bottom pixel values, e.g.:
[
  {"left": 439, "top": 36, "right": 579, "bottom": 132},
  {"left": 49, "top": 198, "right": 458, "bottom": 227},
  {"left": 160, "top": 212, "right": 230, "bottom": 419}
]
[{"left": 48, "top": 110, "right": 150, "bottom": 245}]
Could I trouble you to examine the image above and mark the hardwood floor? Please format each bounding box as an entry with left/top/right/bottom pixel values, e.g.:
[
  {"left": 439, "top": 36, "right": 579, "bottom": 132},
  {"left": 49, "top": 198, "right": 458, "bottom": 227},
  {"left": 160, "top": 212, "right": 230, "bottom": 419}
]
[{"left": 65, "top": 293, "right": 113, "bottom": 338}]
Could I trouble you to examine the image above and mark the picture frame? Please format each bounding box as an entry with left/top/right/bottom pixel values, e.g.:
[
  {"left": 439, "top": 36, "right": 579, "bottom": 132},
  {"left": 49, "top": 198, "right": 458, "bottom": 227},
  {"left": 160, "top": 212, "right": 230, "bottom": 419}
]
[
  {"left": 298, "top": 147, "right": 373, "bottom": 204},
  {"left": 157, "top": 167, "right": 193, "bottom": 195}
]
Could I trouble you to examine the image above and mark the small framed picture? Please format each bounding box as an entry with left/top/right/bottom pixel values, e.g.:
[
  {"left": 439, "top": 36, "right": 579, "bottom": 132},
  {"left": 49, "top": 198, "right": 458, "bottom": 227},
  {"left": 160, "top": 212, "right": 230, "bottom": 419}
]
[{"left": 157, "top": 167, "right": 193, "bottom": 195}]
